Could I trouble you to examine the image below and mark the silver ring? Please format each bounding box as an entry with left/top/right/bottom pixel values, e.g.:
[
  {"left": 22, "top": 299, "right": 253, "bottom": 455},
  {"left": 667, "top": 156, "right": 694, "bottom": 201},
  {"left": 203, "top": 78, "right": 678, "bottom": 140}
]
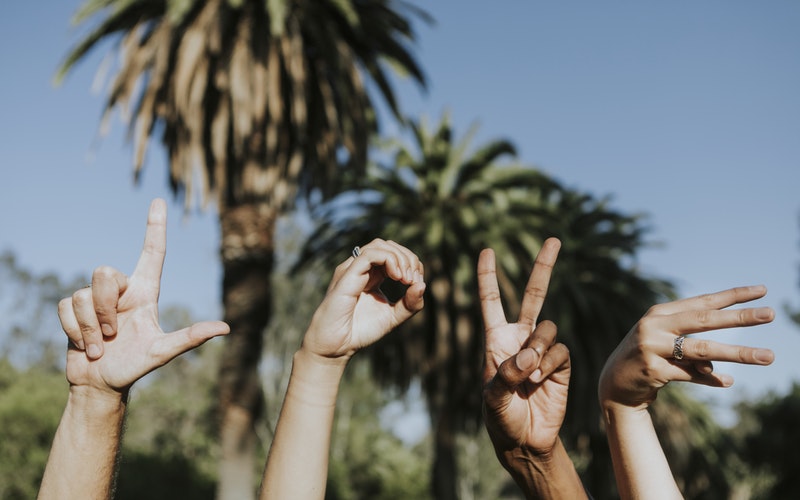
[
  {"left": 352, "top": 246, "right": 361, "bottom": 258},
  {"left": 673, "top": 335, "right": 686, "bottom": 360}
]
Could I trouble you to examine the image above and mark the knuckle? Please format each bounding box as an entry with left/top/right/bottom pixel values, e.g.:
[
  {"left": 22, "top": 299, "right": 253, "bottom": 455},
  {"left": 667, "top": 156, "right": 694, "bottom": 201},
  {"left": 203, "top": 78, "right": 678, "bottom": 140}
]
[
  {"left": 693, "top": 339, "right": 712, "bottom": 359},
  {"left": 645, "top": 304, "right": 661, "bottom": 317},
  {"left": 71, "top": 287, "right": 91, "bottom": 304},
  {"left": 695, "top": 310, "right": 712, "bottom": 327},
  {"left": 93, "top": 265, "right": 117, "bottom": 281}
]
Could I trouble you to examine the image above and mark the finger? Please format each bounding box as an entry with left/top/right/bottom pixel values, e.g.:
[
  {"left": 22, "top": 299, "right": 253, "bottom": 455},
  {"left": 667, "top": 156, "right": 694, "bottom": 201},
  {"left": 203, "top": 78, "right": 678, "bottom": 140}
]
[
  {"left": 394, "top": 280, "right": 426, "bottom": 322},
  {"left": 131, "top": 198, "right": 167, "bottom": 294},
  {"left": 384, "top": 239, "right": 421, "bottom": 283},
  {"left": 648, "top": 285, "right": 768, "bottom": 317},
  {"left": 518, "top": 238, "right": 561, "bottom": 327},
  {"left": 525, "top": 320, "right": 558, "bottom": 360},
  {"left": 91, "top": 266, "right": 128, "bottom": 337},
  {"left": 58, "top": 297, "right": 84, "bottom": 350},
  {"left": 677, "top": 336, "right": 774, "bottom": 365},
  {"left": 361, "top": 239, "right": 411, "bottom": 284},
  {"left": 657, "top": 306, "right": 775, "bottom": 336},
  {"left": 693, "top": 360, "right": 714, "bottom": 375},
  {"left": 491, "top": 347, "right": 539, "bottom": 394},
  {"left": 663, "top": 361, "right": 734, "bottom": 388},
  {"left": 71, "top": 287, "right": 104, "bottom": 359},
  {"left": 531, "top": 342, "right": 571, "bottom": 384},
  {"left": 478, "top": 249, "right": 507, "bottom": 332},
  {"left": 155, "top": 321, "right": 231, "bottom": 365},
  {"left": 333, "top": 242, "right": 405, "bottom": 296}
]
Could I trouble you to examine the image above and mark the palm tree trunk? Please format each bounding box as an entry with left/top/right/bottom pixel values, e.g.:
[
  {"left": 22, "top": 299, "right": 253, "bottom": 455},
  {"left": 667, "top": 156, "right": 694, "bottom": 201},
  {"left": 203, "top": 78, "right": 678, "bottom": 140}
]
[
  {"left": 432, "top": 413, "right": 458, "bottom": 500},
  {"left": 217, "top": 202, "right": 276, "bottom": 500},
  {"left": 429, "top": 271, "right": 459, "bottom": 500}
]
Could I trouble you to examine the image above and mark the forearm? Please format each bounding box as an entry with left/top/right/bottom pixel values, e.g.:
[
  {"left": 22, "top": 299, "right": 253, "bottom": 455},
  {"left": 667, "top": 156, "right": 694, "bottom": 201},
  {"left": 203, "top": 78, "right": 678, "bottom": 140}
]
[
  {"left": 499, "top": 437, "right": 588, "bottom": 500},
  {"left": 602, "top": 403, "right": 681, "bottom": 500},
  {"left": 38, "top": 387, "right": 128, "bottom": 500},
  {"left": 259, "top": 348, "right": 347, "bottom": 500}
]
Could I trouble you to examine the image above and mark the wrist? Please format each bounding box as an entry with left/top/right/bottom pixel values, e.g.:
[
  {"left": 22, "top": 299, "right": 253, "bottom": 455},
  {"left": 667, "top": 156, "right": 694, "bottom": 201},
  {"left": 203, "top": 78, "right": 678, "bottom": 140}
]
[
  {"left": 66, "top": 385, "right": 128, "bottom": 419},
  {"left": 500, "top": 438, "right": 587, "bottom": 499},
  {"left": 286, "top": 348, "right": 349, "bottom": 407},
  {"left": 601, "top": 399, "right": 652, "bottom": 428}
]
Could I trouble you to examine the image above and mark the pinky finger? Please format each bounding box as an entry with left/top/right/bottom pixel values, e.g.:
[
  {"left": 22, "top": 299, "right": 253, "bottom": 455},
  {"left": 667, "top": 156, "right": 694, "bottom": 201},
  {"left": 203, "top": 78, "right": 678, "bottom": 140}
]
[{"left": 667, "top": 361, "right": 734, "bottom": 388}]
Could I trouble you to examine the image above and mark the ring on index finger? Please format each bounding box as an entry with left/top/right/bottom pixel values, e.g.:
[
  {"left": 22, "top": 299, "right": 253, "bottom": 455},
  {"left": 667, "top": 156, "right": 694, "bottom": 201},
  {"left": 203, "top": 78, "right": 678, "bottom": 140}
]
[{"left": 673, "top": 335, "right": 686, "bottom": 360}]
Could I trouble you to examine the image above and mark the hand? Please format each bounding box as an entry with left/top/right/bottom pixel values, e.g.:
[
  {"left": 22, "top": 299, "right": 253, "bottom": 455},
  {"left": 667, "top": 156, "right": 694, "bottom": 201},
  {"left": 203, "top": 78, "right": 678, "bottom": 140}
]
[
  {"left": 302, "top": 239, "right": 425, "bottom": 362},
  {"left": 56, "top": 198, "right": 230, "bottom": 397},
  {"left": 598, "top": 285, "right": 775, "bottom": 411},
  {"left": 480, "top": 238, "right": 571, "bottom": 455}
]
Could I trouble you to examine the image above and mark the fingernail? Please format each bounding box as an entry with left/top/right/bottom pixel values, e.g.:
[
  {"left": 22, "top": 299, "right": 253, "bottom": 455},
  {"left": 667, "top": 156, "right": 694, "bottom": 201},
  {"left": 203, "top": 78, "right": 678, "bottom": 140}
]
[
  {"left": 720, "top": 374, "right": 734, "bottom": 387},
  {"left": 76, "top": 339, "right": 85, "bottom": 350},
  {"left": 756, "top": 308, "right": 774, "bottom": 321},
  {"left": 531, "top": 369, "right": 542, "bottom": 383},
  {"left": 516, "top": 348, "right": 535, "bottom": 370},
  {"left": 87, "top": 344, "right": 102, "bottom": 359},
  {"left": 754, "top": 349, "right": 774, "bottom": 364},
  {"left": 101, "top": 324, "right": 114, "bottom": 336}
]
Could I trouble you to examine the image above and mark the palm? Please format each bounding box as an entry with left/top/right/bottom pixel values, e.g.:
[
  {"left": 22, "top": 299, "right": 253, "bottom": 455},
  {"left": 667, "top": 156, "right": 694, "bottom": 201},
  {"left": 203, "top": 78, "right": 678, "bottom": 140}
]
[{"left": 66, "top": 290, "right": 163, "bottom": 392}]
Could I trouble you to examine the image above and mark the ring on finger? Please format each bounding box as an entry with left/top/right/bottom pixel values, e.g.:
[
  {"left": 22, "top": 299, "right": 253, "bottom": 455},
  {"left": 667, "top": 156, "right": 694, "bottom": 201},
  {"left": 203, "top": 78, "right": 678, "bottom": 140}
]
[
  {"left": 352, "top": 246, "right": 361, "bottom": 258},
  {"left": 673, "top": 335, "right": 686, "bottom": 360}
]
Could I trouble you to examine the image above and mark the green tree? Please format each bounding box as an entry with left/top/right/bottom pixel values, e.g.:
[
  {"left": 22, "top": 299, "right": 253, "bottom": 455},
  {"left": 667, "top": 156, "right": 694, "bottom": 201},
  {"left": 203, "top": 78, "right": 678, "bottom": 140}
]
[
  {"left": 56, "top": 1, "right": 427, "bottom": 497},
  {"left": 650, "top": 385, "right": 736, "bottom": 500},
  {"left": 0, "top": 360, "right": 67, "bottom": 500},
  {"left": 297, "top": 113, "right": 674, "bottom": 498},
  {"left": 731, "top": 382, "right": 800, "bottom": 499}
]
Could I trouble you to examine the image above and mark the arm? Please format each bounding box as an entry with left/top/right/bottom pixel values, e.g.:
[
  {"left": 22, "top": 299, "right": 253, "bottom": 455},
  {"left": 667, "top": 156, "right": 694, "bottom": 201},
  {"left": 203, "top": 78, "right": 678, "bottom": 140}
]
[
  {"left": 38, "top": 199, "right": 230, "bottom": 500},
  {"left": 598, "top": 285, "right": 775, "bottom": 500},
  {"left": 479, "top": 238, "right": 588, "bottom": 499},
  {"left": 259, "top": 239, "right": 425, "bottom": 500}
]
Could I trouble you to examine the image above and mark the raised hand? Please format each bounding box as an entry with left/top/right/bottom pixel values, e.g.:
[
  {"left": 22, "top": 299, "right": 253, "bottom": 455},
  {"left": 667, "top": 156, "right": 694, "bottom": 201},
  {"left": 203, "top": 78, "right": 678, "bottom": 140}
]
[
  {"left": 479, "top": 238, "right": 586, "bottom": 499},
  {"left": 56, "top": 198, "right": 229, "bottom": 395},
  {"left": 302, "top": 238, "right": 425, "bottom": 361},
  {"left": 599, "top": 285, "right": 775, "bottom": 410},
  {"left": 598, "top": 285, "right": 775, "bottom": 500},
  {"left": 260, "top": 239, "right": 424, "bottom": 500},
  {"left": 480, "top": 238, "right": 570, "bottom": 453}
]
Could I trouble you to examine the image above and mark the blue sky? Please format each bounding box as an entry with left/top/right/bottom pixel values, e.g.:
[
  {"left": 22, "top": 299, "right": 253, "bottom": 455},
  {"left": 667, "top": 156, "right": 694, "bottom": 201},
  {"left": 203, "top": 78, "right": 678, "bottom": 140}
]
[{"left": 1, "top": 1, "right": 799, "bottom": 424}]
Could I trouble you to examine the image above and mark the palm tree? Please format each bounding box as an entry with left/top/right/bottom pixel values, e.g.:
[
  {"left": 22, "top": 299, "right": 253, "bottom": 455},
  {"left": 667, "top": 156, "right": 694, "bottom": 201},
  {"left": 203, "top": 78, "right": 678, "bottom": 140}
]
[
  {"left": 297, "top": 113, "right": 677, "bottom": 498},
  {"left": 55, "top": 1, "right": 427, "bottom": 497}
]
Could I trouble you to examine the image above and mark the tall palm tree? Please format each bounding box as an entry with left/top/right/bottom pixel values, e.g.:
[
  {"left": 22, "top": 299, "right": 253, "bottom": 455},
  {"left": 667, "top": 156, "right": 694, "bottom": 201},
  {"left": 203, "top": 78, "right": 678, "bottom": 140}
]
[
  {"left": 297, "top": 113, "right": 676, "bottom": 498},
  {"left": 55, "top": 1, "right": 427, "bottom": 497}
]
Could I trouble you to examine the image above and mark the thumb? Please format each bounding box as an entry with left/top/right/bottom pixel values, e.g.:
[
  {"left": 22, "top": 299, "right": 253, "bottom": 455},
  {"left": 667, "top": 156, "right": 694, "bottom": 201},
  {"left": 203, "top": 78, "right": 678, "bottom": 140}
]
[
  {"left": 485, "top": 348, "right": 540, "bottom": 404},
  {"left": 157, "top": 321, "right": 231, "bottom": 362},
  {"left": 392, "top": 280, "right": 426, "bottom": 323}
]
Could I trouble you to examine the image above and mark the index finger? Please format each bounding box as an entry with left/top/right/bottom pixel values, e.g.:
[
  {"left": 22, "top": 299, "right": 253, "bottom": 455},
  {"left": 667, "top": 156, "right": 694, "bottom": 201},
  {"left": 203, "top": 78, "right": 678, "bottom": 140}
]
[
  {"left": 518, "top": 238, "right": 561, "bottom": 326},
  {"left": 131, "top": 198, "right": 167, "bottom": 290},
  {"left": 478, "top": 248, "right": 507, "bottom": 331}
]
